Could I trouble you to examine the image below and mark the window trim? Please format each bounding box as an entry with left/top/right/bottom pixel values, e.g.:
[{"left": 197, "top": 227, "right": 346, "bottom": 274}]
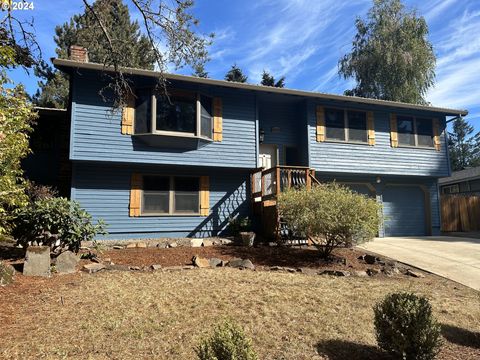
[
  {"left": 396, "top": 115, "right": 435, "bottom": 149},
  {"left": 135, "top": 89, "right": 213, "bottom": 140},
  {"left": 324, "top": 107, "right": 369, "bottom": 144},
  {"left": 141, "top": 175, "right": 201, "bottom": 216}
]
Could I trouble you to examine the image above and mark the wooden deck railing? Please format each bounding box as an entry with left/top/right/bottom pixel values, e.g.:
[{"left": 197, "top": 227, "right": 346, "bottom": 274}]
[{"left": 250, "top": 166, "right": 317, "bottom": 205}]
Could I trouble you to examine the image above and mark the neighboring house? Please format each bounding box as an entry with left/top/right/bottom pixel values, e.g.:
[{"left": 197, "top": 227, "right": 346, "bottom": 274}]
[
  {"left": 22, "top": 107, "right": 71, "bottom": 197},
  {"left": 439, "top": 167, "right": 480, "bottom": 195},
  {"left": 53, "top": 52, "right": 467, "bottom": 240}
]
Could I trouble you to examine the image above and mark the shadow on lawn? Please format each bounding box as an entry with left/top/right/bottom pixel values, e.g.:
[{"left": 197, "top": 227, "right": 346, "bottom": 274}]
[
  {"left": 316, "top": 340, "right": 392, "bottom": 360},
  {"left": 442, "top": 324, "right": 480, "bottom": 349}
]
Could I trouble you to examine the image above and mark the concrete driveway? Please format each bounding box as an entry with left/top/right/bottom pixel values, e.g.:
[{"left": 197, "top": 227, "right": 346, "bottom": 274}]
[{"left": 359, "top": 236, "right": 480, "bottom": 290}]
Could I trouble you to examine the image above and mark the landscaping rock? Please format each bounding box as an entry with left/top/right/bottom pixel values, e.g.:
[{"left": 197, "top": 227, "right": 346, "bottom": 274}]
[
  {"left": 363, "top": 254, "right": 378, "bottom": 265},
  {"left": 168, "top": 242, "right": 178, "bottom": 248},
  {"left": 239, "top": 232, "right": 255, "bottom": 247},
  {"left": 82, "top": 263, "right": 106, "bottom": 273},
  {"left": 55, "top": 251, "right": 79, "bottom": 274},
  {"left": 0, "top": 262, "right": 15, "bottom": 286},
  {"left": 156, "top": 243, "right": 168, "bottom": 249},
  {"left": 113, "top": 245, "right": 124, "bottom": 249},
  {"left": 367, "top": 268, "right": 380, "bottom": 276},
  {"left": 270, "top": 266, "right": 284, "bottom": 271},
  {"left": 208, "top": 258, "right": 223, "bottom": 267},
  {"left": 383, "top": 263, "right": 400, "bottom": 276},
  {"left": 227, "top": 258, "right": 244, "bottom": 268},
  {"left": 190, "top": 238, "right": 203, "bottom": 247},
  {"left": 129, "top": 266, "right": 141, "bottom": 271},
  {"left": 126, "top": 243, "right": 137, "bottom": 249},
  {"left": 353, "top": 270, "right": 368, "bottom": 277},
  {"left": 192, "top": 255, "right": 210, "bottom": 268},
  {"left": 105, "top": 264, "right": 130, "bottom": 271},
  {"left": 23, "top": 246, "right": 51, "bottom": 277},
  {"left": 136, "top": 242, "right": 147, "bottom": 248},
  {"left": 220, "top": 239, "right": 233, "bottom": 245},
  {"left": 151, "top": 264, "right": 162, "bottom": 270},
  {"left": 240, "top": 259, "right": 255, "bottom": 270},
  {"left": 163, "top": 265, "right": 195, "bottom": 271},
  {"left": 406, "top": 269, "right": 425, "bottom": 278},
  {"left": 202, "top": 239, "right": 214, "bottom": 247},
  {"left": 321, "top": 270, "right": 350, "bottom": 276}
]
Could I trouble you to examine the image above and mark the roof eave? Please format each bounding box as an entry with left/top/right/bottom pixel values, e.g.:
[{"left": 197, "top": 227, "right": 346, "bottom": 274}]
[{"left": 53, "top": 58, "right": 469, "bottom": 117}]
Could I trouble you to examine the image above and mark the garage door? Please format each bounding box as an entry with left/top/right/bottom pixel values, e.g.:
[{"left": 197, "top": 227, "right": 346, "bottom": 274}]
[{"left": 383, "top": 185, "right": 426, "bottom": 236}]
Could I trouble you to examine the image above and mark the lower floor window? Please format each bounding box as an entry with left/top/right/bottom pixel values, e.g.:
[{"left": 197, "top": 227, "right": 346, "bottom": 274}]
[{"left": 142, "top": 175, "right": 200, "bottom": 215}]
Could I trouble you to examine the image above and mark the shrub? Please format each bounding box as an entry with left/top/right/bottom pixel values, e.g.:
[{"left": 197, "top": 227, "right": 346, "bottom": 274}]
[
  {"left": 195, "top": 319, "right": 258, "bottom": 360},
  {"left": 374, "top": 292, "right": 442, "bottom": 360},
  {"left": 277, "top": 182, "right": 381, "bottom": 259},
  {"left": 227, "top": 216, "right": 251, "bottom": 237},
  {"left": 13, "top": 197, "right": 106, "bottom": 254},
  {"left": 25, "top": 181, "right": 58, "bottom": 203}
]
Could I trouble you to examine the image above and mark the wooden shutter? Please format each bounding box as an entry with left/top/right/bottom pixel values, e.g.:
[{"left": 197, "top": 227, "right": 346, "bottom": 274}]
[
  {"left": 129, "top": 173, "right": 142, "bottom": 217},
  {"left": 316, "top": 106, "right": 325, "bottom": 142},
  {"left": 121, "top": 92, "right": 135, "bottom": 135},
  {"left": 432, "top": 118, "right": 441, "bottom": 151},
  {"left": 199, "top": 176, "right": 210, "bottom": 216},
  {"left": 213, "top": 98, "right": 223, "bottom": 141},
  {"left": 367, "top": 111, "right": 375, "bottom": 146},
  {"left": 390, "top": 114, "right": 398, "bottom": 148}
]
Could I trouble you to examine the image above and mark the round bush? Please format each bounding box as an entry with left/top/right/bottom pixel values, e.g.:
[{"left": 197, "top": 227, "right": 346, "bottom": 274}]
[
  {"left": 195, "top": 319, "right": 258, "bottom": 360},
  {"left": 374, "top": 292, "right": 442, "bottom": 360},
  {"left": 13, "top": 197, "right": 106, "bottom": 254}
]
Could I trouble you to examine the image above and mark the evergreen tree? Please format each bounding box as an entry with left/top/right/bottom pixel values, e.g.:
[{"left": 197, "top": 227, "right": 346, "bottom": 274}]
[
  {"left": 225, "top": 64, "right": 247, "bottom": 83},
  {"left": 339, "top": 0, "right": 436, "bottom": 104},
  {"left": 33, "top": 0, "right": 156, "bottom": 108},
  {"left": 260, "top": 70, "right": 285, "bottom": 88},
  {"left": 192, "top": 63, "right": 208, "bottom": 78},
  {"left": 448, "top": 117, "right": 480, "bottom": 171}
]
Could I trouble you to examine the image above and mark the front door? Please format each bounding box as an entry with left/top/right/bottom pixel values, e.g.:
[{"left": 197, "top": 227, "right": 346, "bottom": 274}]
[{"left": 259, "top": 144, "right": 278, "bottom": 169}]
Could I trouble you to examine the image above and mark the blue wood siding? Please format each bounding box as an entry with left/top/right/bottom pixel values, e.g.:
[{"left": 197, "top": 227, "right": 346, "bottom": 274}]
[
  {"left": 307, "top": 100, "right": 450, "bottom": 177},
  {"left": 70, "top": 72, "right": 257, "bottom": 168},
  {"left": 72, "top": 162, "right": 250, "bottom": 239},
  {"left": 258, "top": 99, "right": 308, "bottom": 166}
]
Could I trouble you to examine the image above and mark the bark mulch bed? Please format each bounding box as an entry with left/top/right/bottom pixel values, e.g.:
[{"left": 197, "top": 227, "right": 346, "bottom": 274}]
[{"left": 101, "top": 245, "right": 385, "bottom": 272}]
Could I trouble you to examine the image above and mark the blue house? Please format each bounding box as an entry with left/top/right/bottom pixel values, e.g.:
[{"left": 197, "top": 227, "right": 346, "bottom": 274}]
[{"left": 53, "top": 56, "right": 467, "bottom": 240}]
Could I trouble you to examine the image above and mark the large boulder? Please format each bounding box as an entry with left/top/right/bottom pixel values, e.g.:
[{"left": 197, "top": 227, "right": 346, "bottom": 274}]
[
  {"left": 23, "top": 246, "right": 51, "bottom": 277},
  {"left": 55, "top": 251, "right": 79, "bottom": 274},
  {"left": 0, "top": 262, "right": 15, "bottom": 286},
  {"left": 192, "top": 255, "right": 210, "bottom": 268}
]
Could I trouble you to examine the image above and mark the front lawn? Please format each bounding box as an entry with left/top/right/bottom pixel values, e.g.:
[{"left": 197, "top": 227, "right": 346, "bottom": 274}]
[{"left": 1, "top": 267, "right": 479, "bottom": 359}]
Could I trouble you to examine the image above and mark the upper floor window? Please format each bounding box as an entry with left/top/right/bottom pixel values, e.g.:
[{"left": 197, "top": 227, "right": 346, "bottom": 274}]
[
  {"left": 325, "top": 108, "right": 368, "bottom": 143},
  {"left": 134, "top": 89, "right": 213, "bottom": 140},
  {"left": 397, "top": 115, "right": 434, "bottom": 147}
]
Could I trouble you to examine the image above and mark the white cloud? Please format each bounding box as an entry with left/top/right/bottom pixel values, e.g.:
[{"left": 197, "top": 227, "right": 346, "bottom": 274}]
[{"left": 427, "top": 8, "right": 480, "bottom": 113}]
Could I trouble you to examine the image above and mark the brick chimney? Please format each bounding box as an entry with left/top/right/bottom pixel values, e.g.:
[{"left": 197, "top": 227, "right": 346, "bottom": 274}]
[{"left": 69, "top": 45, "right": 89, "bottom": 63}]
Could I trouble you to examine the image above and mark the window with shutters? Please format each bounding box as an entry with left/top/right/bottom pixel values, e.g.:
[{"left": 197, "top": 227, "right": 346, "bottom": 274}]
[
  {"left": 134, "top": 89, "right": 213, "bottom": 141},
  {"left": 324, "top": 108, "right": 368, "bottom": 144},
  {"left": 141, "top": 175, "right": 200, "bottom": 215},
  {"left": 397, "top": 115, "right": 434, "bottom": 148}
]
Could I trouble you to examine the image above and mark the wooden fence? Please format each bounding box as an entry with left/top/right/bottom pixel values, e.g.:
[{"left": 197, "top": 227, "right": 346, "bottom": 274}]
[{"left": 441, "top": 195, "right": 480, "bottom": 232}]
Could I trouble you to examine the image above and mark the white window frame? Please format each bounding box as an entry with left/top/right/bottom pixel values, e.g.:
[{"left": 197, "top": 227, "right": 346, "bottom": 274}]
[
  {"left": 324, "top": 107, "right": 368, "bottom": 144},
  {"left": 141, "top": 175, "right": 201, "bottom": 216},
  {"left": 135, "top": 90, "right": 213, "bottom": 140},
  {"left": 396, "top": 115, "right": 434, "bottom": 148}
]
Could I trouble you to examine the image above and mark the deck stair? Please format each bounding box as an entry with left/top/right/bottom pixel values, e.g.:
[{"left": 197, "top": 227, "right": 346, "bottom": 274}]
[{"left": 250, "top": 166, "right": 318, "bottom": 240}]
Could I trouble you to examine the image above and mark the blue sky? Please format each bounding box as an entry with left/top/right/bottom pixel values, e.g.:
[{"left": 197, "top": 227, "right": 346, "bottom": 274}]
[{"left": 9, "top": 0, "right": 480, "bottom": 130}]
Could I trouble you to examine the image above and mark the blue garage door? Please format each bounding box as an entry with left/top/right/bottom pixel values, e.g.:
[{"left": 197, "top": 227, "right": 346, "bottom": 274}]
[{"left": 383, "top": 186, "right": 426, "bottom": 236}]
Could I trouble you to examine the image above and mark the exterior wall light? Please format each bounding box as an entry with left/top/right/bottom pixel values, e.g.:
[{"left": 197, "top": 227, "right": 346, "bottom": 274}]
[
  {"left": 376, "top": 176, "right": 381, "bottom": 184},
  {"left": 259, "top": 128, "right": 265, "bottom": 143}
]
